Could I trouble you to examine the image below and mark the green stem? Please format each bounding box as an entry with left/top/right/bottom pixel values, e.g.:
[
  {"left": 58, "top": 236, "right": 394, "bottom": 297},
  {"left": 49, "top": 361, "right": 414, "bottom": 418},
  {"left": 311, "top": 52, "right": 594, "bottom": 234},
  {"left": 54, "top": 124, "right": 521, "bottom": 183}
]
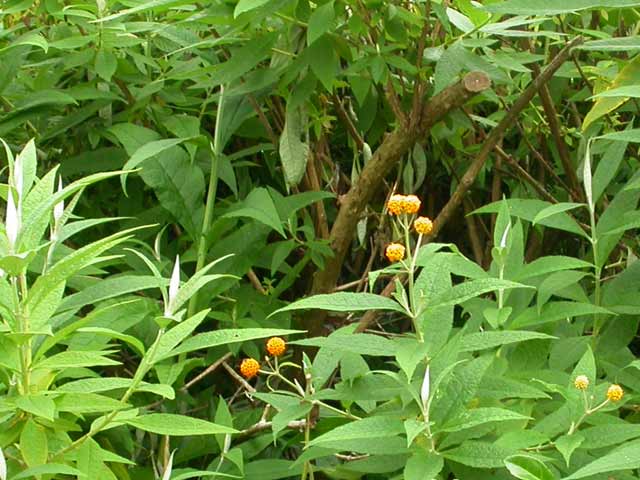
[
  {"left": 17, "top": 273, "right": 31, "bottom": 394},
  {"left": 187, "top": 85, "right": 225, "bottom": 319},
  {"left": 404, "top": 218, "right": 424, "bottom": 342},
  {"left": 589, "top": 205, "right": 603, "bottom": 340},
  {"left": 52, "top": 329, "right": 165, "bottom": 460}
]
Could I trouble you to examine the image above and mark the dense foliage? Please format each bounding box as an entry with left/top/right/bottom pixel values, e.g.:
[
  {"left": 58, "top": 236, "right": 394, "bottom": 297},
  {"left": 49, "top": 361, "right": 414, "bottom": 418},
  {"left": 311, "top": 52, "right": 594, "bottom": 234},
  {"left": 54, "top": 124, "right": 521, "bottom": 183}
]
[{"left": 1, "top": 0, "right": 640, "bottom": 478}]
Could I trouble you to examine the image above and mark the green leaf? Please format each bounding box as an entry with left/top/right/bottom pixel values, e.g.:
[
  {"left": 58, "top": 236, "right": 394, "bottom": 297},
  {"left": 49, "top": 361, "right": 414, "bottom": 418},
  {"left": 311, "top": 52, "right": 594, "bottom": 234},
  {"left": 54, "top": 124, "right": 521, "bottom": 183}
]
[
  {"left": 57, "top": 378, "right": 174, "bottom": 399},
  {"left": 511, "top": 302, "right": 615, "bottom": 328},
  {"left": 584, "top": 55, "right": 640, "bottom": 130},
  {"left": 309, "top": 416, "right": 404, "bottom": 447},
  {"left": 224, "top": 187, "right": 285, "bottom": 237},
  {"left": 292, "top": 334, "right": 396, "bottom": 357},
  {"left": 234, "top": 0, "right": 271, "bottom": 17},
  {"left": 460, "top": 331, "right": 555, "bottom": 352},
  {"left": 443, "top": 440, "right": 515, "bottom": 468},
  {"left": 271, "top": 292, "right": 406, "bottom": 316},
  {"left": 154, "top": 309, "right": 210, "bottom": 360},
  {"left": 580, "top": 424, "right": 640, "bottom": 449},
  {"left": 95, "top": 0, "right": 197, "bottom": 22},
  {"left": 532, "top": 203, "right": 585, "bottom": 225},
  {"left": 563, "top": 439, "right": 640, "bottom": 479},
  {"left": 55, "top": 393, "right": 129, "bottom": 414},
  {"left": 429, "top": 278, "right": 530, "bottom": 309},
  {"left": 517, "top": 256, "right": 593, "bottom": 280},
  {"left": 404, "top": 452, "right": 443, "bottom": 480},
  {"left": 404, "top": 419, "right": 427, "bottom": 447},
  {"left": 308, "top": 36, "right": 338, "bottom": 91},
  {"left": 139, "top": 147, "right": 205, "bottom": 240},
  {"left": 474, "top": 199, "right": 588, "bottom": 238},
  {"left": 11, "top": 464, "right": 84, "bottom": 480},
  {"left": 95, "top": 48, "right": 117, "bottom": 81},
  {"left": 486, "top": 0, "right": 640, "bottom": 15},
  {"left": 308, "top": 1, "right": 335, "bottom": 45},
  {"left": 60, "top": 275, "right": 167, "bottom": 313},
  {"left": 504, "top": 455, "right": 555, "bottom": 480},
  {"left": 20, "top": 419, "right": 48, "bottom": 467},
  {"left": 279, "top": 105, "right": 310, "bottom": 188},
  {"left": 77, "top": 327, "right": 145, "bottom": 356},
  {"left": 122, "top": 137, "right": 195, "bottom": 189},
  {"left": 271, "top": 402, "right": 312, "bottom": 437},
  {"left": 591, "top": 85, "right": 640, "bottom": 98},
  {"left": 125, "top": 413, "right": 237, "bottom": 436},
  {"left": 579, "top": 36, "right": 640, "bottom": 51},
  {"left": 555, "top": 434, "right": 584, "bottom": 467},
  {"left": 34, "top": 351, "right": 120, "bottom": 370},
  {"left": 77, "top": 440, "right": 105, "bottom": 480},
  {"left": 16, "top": 395, "right": 56, "bottom": 421},
  {"left": 439, "top": 407, "right": 530, "bottom": 433},
  {"left": 597, "top": 128, "right": 640, "bottom": 143},
  {"left": 162, "top": 328, "right": 303, "bottom": 359}
]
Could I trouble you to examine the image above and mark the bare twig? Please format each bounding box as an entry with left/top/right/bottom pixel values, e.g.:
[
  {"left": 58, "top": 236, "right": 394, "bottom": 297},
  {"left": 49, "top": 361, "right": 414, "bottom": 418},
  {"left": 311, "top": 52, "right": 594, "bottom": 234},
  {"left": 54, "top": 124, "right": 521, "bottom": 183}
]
[
  {"left": 247, "top": 269, "right": 266, "bottom": 294},
  {"left": 222, "top": 361, "right": 256, "bottom": 393},
  {"left": 181, "top": 352, "right": 232, "bottom": 392},
  {"left": 332, "top": 94, "right": 365, "bottom": 150}
]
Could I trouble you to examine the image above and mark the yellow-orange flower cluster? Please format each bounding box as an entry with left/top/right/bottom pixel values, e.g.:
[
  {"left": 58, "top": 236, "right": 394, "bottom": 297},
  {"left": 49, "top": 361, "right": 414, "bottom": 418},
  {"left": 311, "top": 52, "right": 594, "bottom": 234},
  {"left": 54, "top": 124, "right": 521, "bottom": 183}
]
[
  {"left": 266, "top": 337, "right": 286, "bottom": 357},
  {"left": 607, "top": 384, "right": 624, "bottom": 402},
  {"left": 387, "top": 194, "right": 421, "bottom": 216},
  {"left": 574, "top": 375, "right": 589, "bottom": 390},
  {"left": 385, "top": 243, "right": 405, "bottom": 263},
  {"left": 240, "top": 358, "right": 260, "bottom": 379},
  {"left": 414, "top": 216, "right": 433, "bottom": 235}
]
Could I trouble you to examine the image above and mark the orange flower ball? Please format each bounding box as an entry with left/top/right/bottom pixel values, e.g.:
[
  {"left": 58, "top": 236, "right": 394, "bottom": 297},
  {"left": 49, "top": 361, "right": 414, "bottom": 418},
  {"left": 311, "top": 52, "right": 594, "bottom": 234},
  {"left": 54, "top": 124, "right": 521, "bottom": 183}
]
[
  {"left": 387, "top": 194, "right": 405, "bottom": 216},
  {"left": 266, "top": 337, "right": 286, "bottom": 357},
  {"left": 402, "top": 195, "right": 421, "bottom": 215},
  {"left": 414, "top": 216, "right": 433, "bottom": 235},
  {"left": 239, "top": 358, "right": 260, "bottom": 379},
  {"left": 385, "top": 243, "right": 405, "bottom": 263}
]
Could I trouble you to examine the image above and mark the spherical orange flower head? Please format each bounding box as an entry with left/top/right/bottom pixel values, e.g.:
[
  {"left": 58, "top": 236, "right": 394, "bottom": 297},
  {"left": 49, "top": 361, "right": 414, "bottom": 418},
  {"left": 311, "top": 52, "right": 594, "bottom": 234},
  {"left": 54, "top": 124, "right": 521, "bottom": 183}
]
[
  {"left": 607, "top": 384, "right": 624, "bottom": 402},
  {"left": 402, "top": 195, "right": 421, "bottom": 215},
  {"left": 414, "top": 216, "right": 434, "bottom": 235},
  {"left": 266, "top": 337, "right": 286, "bottom": 357},
  {"left": 387, "top": 194, "right": 405, "bottom": 216},
  {"left": 240, "top": 358, "right": 260, "bottom": 380},
  {"left": 574, "top": 375, "right": 590, "bottom": 391},
  {"left": 385, "top": 243, "right": 405, "bottom": 263}
]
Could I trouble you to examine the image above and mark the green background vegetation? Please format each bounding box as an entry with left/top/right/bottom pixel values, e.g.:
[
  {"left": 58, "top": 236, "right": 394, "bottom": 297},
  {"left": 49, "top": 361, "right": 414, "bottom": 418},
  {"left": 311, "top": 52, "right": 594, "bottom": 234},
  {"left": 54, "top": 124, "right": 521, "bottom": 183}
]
[{"left": 1, "top": 0, "right": 640, "bottom": 478}]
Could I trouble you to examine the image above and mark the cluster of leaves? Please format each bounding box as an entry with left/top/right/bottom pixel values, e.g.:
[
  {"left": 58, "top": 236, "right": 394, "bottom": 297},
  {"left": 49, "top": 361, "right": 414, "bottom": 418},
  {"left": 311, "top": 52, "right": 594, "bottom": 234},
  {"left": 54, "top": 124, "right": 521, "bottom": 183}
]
[{"left": 1, "top": 0, "right": 640, "bottom": 478}]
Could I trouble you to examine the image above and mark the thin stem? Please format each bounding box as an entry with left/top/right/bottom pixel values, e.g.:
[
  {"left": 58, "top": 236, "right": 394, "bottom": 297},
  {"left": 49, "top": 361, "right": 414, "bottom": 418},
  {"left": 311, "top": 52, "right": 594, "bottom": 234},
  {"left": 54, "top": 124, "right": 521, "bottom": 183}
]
[
  {"left": 590, "top": 205, "right": 603, "bottom": 340},
  {"left": 52, "top": 329, "right": 165, "bottom": 460},
  {"left": 187, "top": 85, "right": 225, "bottom": 319},
  {"left": 17, "top": 273, "right": 31, "bottom": 394}
]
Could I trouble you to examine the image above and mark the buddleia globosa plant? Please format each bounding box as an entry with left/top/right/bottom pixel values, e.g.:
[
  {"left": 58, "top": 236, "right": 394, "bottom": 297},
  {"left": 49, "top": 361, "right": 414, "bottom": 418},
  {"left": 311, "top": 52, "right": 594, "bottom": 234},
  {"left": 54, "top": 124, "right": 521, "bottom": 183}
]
[{"left": 0, "top": 139, "right": 240, "bottom": 478}]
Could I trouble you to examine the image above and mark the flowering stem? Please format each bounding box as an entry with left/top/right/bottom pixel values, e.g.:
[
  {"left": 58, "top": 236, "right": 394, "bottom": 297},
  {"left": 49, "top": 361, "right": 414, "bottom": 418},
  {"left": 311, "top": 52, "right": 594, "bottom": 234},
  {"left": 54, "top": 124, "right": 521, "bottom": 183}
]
[{"left": 402, "top": 217, "right": 424, "bottom": 342}]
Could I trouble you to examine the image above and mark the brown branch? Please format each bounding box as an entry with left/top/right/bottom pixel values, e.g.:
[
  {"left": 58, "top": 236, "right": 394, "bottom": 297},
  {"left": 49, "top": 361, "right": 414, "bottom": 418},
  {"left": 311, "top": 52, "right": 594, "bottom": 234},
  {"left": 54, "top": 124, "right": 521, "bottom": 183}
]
[
  {"left": 306, "top": 151, "right": 330, "bottom": 239},
  {"left": 222, "top": 361, "right": 256, "bottom": 393},
  {"left": 308, "top": 71, "right": 491, "bottom": 336},
  {"left": 247, "top": 269, "right": 266, "bottom": 294},
  {"left": 332, "top": 94, "right": 364, "bottom": 150},
  {"left": 530, "top": 61, "right": 582, "bottom": 200},
  {"left": 181, "top": 352, "right": 232, "bottom": 392},
  {"left": 494, "top": 147, "right": 560, "bottom": 204},
  {"left": 430, "top": 37, "right": 583, "bottom": 239}
]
